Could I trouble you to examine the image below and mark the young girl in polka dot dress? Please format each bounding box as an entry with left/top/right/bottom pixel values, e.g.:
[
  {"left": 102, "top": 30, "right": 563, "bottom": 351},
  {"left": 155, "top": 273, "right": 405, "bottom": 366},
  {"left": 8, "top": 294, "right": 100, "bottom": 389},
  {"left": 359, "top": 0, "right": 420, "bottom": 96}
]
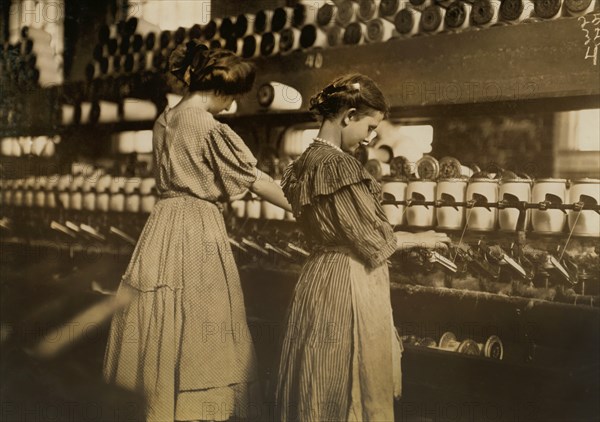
[{"left": 103, "top": 42, "right": 292, "bottom": 422}]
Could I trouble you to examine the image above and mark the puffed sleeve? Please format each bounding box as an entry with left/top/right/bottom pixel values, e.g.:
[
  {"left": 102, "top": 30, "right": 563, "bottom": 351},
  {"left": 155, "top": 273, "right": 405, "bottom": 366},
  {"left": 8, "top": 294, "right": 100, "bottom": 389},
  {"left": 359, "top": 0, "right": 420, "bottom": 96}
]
[
  {"left": 330, "top": 181, "right": 397, "bottom": 268},
  {"left": 203, "top": 123, "right": 258, "bottom": 198}
]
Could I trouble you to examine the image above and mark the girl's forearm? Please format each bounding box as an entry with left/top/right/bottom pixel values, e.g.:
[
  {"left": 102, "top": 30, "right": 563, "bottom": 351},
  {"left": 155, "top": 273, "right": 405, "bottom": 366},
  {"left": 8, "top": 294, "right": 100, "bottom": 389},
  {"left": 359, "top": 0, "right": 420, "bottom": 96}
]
[{"left": 250, "top": 170, "right": 293, "bottom": 212}]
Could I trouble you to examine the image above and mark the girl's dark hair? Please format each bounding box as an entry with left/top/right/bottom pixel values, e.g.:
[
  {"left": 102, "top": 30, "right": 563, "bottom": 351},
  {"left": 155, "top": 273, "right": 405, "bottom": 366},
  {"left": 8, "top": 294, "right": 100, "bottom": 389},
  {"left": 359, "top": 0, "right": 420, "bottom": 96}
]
[
  {"left": 309, "top": 73, "right": 389, "bottom": 119},
  {"left": 169, "top": 41, "right": 255, "bottom": 95}
]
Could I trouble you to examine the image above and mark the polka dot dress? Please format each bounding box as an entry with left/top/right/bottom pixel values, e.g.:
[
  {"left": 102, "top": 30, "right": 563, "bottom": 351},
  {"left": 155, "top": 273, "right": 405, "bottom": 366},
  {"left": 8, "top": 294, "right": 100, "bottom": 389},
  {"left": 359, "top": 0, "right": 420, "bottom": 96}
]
[{"left": 103, "top": 105, "right": 261, "bottom": 422}]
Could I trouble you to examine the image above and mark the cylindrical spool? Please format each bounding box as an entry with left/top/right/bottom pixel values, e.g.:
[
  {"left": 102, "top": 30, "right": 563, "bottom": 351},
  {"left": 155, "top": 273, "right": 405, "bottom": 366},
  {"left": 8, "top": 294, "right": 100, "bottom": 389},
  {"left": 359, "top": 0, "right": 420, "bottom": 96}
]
[
  {"left": 70, "top": 190, "right": 83, "bottom": 211},
  {"left": 110, "top": 191, "right": 126, "bottom": 212},
  {"left": 140, "top": 191, "right": 157, "bottom": 214},
  {"left": 272, "top": 7, "right": 294, "bottom": 32},
  {"left": 242, "top": 35, "right": 261, "bottom": 58},
  {"left": 279, "top": 27, "right": 302, "bottom": 54},
  {"left": 145, "top": 32, "right": 156, "bottom": 51},
  {"left": 444, "top": 1, "right": 473, "bottom": 29},
  {"left": 134, "top": 130, "right": 153, "bottom": 154},
  {"left": 125, "top": 190, "right": 141, "bottom": 213},
  {"left": 260, "top": 32, "right": 280, "bottom": 56},
  {"left": 3, "top": 184, "right": 14, "bottom": 207},
  {"left": 80, "top": 102, "right": 92, "bottom": 124},
  {"left": 336, "top": 0, "right": 360, "bottom": 26},
  {"left": 97, "top": 101, "right": 119, "bottom": 123},
  {"left": 480, "top": 335, "right": 504, "bottom": 359},
  {"left": 409, "top": 0, "right": 434, "bottom": 12},
  {"left": 406, "top": 180, "right": 437, "bottom": 227},
  {"left": 23, "top": 190, "right": 34, "bottom": 209},
  {"left": 127, "top": 17, "right": 161, "bottom": 38},
  {"left": 563, "top": 0, "right": 597, "bottom": 15},
  {"left": 45, "top": 185, "right": 58, "bottom": 210},
  {"left": 395, "top": 7, "right": 422, "bottom": 36},
  {"left": 122, "top": 98, "right": 157, "bottom": 121},
  {"left": 257, "top": 82, "right": 303, "bottom": 110},
  {"left": 115, "top": 131, "right": 136, "bottom": 154},
  {"left": 235, "top": 14, "right": 255, "bottom": 38},
  {"left": 173, "top": 26, "right": 188, "bottom": 46},
  {"left": 83, "top": 190, "right": 96, "bottom": 211},
  {"left": 300, "top": 25, "right": 329, "bottom": 49},
  {"left": 438, "top": 332, "right": 460, "bottom": 351},
  {"left": 34, "top": 185, "right": 46, "bottom": 209},
  {"left": 293, "top": 3, "right": 319, "bottom": 27},
  {"left": 246, "top": 194, "right": 261, "bottom": 219},
  {"left": 231, "top": 199, "right": 246, "bottom": 218},
  {"left": 61, "top": 104, "right": 75, "bottom": 125},
  {"left": 382, "top": 179, "right": 408, "bottom": 225},
  {"left": 131, "top": 34, "right": 144, "bottom": 52},
  {"left": 327, "top": 25, "right": 345, "bottom": 46},
  {"left": 343, "top": 22, "right": 367, "bottom": 44},
  {"left": 365, "top": 159, "right": 391, "bottom": 181},
  {"left": 219, "top": 17, "right": 235, "bottom": 39},
  {"left": 118, "top": 36, "right": 131, "bottom": 56},
  {"left": 420, "top": 5, "right": 446, "bottom": 33},
  {"left": 499, "top": 0, "right": 535, "bottom": 22},
  {"left": 110, "top": 55, "right": 122, "bottom": 74},
  {"left": 105, "top": 37, "right": 118, "bottom": 56},
  {"left": 534, "top": 0, "right": 563, "bottom": 18},
  {"left": 139, "top": 178, "right": 155, "bottom": 196},
  {"left": 466, "top": 178, "right": 498, "bottom": 231},
  {"left": 471, "top": 0, "right": 501, "bottom": 26},
  {"left": 380, "top": 0, "right": 403, "bottom": 19},
  {"left": 224, "top": 37, "right": 244, "bottom": 55},
  {"left": 31, "top": 136, "right": 48, "bottom": 157},
  {"left": 109, "top": 177, "right": 126, "bottom": 195},
  {"left": 13, "top": 187, "right": 24, "bottom": 208},
  {"left": 157, "top": 32, "right": 172, "bottom": 53},
  {"left": 358, "top": 0, "right": 382, "bottom": 21},
  {"left": 254, "top": 10, "right": 274, "bottom": 33},
  {"left": 18, "top": 137, "right": 33, "bottom": 156},
  {"left": 1, "top": 138, "right": 14, "bottom": 156},
  {"left": 366, "top": 17, "right": 396, "bottom": 42},
  {"left": 203, "top": 20, "right": 220, "bottom": 40},
  {"left": 436, "top": 179, "right": 467, "bottom": 230},
  {"left": 354, "top": 145, "right": 393, "bottom": 164},
  {"left": 123, "top": 177, "right": 142, "bottom": 195},
  {"left": 531, "top": 178, "right": 567, "bottom": 234},
  {"left": 568, "top": 178, "right": 600, "bottom": 237},
  {"left": 317, "top": 3, "right": 338, "bottom": 27},
  {"left": 499, "top": 179, "right": 531, "bottom": 231}
]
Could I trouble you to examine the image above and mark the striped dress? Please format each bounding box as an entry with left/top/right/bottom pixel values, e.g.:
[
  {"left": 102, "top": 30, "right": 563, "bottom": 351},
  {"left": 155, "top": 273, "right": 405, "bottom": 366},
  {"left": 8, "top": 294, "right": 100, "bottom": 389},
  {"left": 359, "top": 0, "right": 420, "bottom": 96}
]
[
  {"left": 276, "top": 142, "right": 403, "bottom": 422},
  {"left": 103, "top": 105, "right": 261, "bottom": 422}
]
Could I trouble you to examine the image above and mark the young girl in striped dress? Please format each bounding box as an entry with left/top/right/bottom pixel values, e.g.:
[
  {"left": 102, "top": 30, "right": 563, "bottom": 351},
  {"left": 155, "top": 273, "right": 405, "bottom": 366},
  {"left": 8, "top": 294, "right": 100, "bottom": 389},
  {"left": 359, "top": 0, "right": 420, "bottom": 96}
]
[{"left": 276, "top": 73, "right": 450, "bottom": 421}]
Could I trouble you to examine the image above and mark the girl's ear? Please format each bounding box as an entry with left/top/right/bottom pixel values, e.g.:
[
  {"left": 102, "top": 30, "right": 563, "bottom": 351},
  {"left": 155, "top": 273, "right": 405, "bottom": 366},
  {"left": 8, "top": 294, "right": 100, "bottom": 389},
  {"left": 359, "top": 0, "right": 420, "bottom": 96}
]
[{"left": 342, "top": 108, "right": 357, "bottom": 126}]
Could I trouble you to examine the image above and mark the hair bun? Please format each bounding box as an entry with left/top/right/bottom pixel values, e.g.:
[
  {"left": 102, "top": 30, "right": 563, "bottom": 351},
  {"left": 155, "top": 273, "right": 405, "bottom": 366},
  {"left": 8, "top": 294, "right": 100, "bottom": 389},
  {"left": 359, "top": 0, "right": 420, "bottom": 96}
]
[{"left": 169, "top": 40, "right": 208, "bottom": 84}]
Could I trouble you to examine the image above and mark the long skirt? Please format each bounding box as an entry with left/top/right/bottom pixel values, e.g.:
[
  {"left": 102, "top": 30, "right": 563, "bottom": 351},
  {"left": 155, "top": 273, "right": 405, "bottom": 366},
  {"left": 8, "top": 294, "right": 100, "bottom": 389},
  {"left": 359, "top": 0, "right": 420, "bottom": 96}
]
[
  {"left": 275, "top": 250, "right": 403, "bottom": 422},
  {"left": 103, "top": 196, "right": 260, "bottom": 422}
]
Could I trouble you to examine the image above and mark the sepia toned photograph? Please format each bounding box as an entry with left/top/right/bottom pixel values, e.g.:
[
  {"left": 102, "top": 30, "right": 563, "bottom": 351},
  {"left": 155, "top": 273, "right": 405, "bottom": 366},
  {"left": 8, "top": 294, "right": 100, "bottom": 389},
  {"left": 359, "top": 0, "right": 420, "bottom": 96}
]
[{"left": 0, "top": 0, "right": 599, "bottom": 421}]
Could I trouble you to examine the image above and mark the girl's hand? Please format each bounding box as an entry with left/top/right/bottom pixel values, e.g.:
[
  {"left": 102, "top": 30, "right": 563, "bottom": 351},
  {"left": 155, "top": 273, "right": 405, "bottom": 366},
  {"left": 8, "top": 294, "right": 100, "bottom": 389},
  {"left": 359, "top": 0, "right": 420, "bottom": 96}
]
[{"left": 394, "top": 230, "right": 451, "bottom": 251}]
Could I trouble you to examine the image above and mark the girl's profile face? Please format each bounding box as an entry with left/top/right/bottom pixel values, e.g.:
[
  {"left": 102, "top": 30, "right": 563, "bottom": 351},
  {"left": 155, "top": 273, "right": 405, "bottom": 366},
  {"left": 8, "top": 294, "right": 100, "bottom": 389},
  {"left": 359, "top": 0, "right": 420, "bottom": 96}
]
[{"left": 340, "top": 109, "right": 384, "bottom": 153}]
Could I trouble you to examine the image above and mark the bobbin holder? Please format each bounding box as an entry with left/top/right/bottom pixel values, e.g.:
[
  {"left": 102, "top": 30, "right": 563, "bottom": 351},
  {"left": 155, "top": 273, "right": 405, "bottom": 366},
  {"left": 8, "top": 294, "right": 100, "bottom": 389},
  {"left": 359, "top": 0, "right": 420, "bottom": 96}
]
[{"left": 380, "top": 198, "right": 600, "bottom": 213}]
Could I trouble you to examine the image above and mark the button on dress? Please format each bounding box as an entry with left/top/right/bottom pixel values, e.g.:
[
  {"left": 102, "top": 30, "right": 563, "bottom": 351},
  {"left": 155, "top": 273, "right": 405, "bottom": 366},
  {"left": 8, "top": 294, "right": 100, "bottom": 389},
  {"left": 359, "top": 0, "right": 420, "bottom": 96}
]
[{"left": 103, "top": 105, "right": 261, "bottom": 422}]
